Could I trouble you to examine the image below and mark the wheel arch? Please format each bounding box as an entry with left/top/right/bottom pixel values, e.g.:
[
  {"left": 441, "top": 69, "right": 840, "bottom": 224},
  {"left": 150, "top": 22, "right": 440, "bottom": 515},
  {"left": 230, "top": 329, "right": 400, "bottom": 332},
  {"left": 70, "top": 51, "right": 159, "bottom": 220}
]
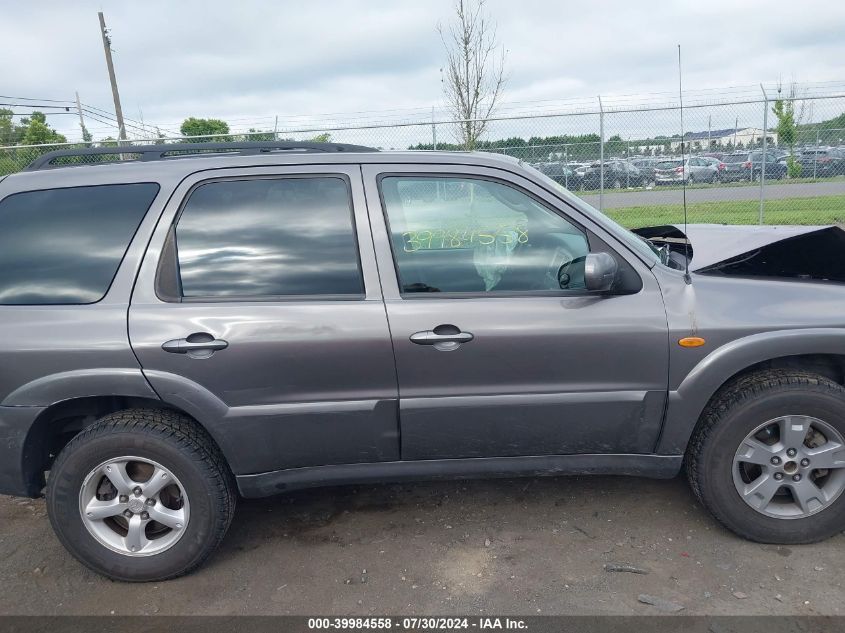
[
  {"left": 657, "top": 328, "right": 845, "bottom": 454},
  {"left": 20, "top": 386, "right": 233, "bottom": 497}
]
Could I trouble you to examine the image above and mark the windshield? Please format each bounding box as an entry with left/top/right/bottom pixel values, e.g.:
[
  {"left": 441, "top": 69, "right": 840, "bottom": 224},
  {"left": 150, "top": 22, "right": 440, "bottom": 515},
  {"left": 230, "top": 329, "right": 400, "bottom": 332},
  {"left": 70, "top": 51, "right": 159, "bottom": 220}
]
[{"left": 522, "top": 162, "right": 662, "bottom": 266}]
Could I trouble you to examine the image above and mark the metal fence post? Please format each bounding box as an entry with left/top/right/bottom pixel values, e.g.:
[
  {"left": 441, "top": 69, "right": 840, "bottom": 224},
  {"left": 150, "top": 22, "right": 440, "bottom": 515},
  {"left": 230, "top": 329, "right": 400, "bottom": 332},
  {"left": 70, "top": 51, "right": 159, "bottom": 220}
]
[
  {"left": 598, "top": 96, "right": 604, "bottom": 212},
  {"left": 431, "top": 106, "right": 437, "bottom": 150},
  {"left": 813, "top": 127, "right": 820, "bottom": 180},
  {"left": 759, "top": 84, "right": 768, "bottom": 225}
]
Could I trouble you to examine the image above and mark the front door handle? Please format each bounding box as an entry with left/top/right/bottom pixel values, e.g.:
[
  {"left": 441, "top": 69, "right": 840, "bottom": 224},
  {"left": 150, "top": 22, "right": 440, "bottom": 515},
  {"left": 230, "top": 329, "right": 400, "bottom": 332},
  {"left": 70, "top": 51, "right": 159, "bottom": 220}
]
[
  {"left": 161, "top": 334, "right": 229, "bottom": 354},
  {"left": 410, "top": 325, "right": 474, "bottom": 350},
  {"left": 410, "top": 331, "right": 474, "bottom": 345}
]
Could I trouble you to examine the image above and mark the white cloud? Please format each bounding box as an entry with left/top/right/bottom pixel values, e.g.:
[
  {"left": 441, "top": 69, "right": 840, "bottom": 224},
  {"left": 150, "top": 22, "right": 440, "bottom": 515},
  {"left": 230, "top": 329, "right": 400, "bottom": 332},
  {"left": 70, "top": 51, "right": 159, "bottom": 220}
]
[{"left": 2, "top": 0, "right": 844, "bottom": 144}]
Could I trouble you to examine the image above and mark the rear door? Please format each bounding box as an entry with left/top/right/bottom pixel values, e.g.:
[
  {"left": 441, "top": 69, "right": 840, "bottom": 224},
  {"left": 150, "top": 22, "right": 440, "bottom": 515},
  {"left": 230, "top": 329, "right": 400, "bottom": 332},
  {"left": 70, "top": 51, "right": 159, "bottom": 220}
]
[
  {"left": 129, "top": 165, "right": 399, "bottom": 476},
  {"left": 363, "top": 164, "right": 669, "bottom": 460}
]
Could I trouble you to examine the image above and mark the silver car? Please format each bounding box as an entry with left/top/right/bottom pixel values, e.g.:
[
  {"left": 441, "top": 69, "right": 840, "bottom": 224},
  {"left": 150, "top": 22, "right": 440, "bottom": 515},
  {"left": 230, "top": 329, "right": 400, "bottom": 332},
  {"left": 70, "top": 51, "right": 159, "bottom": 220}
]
[{"left": 654, "top": 156, "right": 720, "bottom": 184}]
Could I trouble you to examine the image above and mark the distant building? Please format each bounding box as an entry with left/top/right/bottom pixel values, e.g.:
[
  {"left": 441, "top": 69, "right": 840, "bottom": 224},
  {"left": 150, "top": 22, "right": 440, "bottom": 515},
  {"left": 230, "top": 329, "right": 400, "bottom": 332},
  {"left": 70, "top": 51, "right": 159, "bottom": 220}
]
[{"left": 669, "top": 128, "right": 777, "bottom": 151}]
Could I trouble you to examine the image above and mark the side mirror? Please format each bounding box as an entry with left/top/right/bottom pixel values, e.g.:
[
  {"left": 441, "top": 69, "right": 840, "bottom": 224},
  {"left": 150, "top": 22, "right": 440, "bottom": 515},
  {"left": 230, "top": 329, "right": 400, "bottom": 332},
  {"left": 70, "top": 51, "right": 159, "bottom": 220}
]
[{"left": 584, "top": 252, "right": 619, "bottom": 292}]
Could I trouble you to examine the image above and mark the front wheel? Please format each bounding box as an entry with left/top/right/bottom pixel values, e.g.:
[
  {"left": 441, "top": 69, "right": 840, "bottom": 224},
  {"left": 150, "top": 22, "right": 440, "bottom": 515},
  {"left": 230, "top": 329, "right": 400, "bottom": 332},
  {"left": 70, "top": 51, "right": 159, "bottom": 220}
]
[
  {"left": 687, "top": 370, "right": 845, "bottom": 543},
  {"left": 47, "top": 409, "right": 236, "bottom": 581}
]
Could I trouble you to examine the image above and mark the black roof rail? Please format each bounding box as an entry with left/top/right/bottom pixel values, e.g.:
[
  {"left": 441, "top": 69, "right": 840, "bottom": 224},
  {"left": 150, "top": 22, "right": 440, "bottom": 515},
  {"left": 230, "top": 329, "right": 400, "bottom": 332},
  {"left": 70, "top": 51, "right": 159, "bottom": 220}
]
[{"left": 23, "top": 141, "right": 379, "bottom": 171}]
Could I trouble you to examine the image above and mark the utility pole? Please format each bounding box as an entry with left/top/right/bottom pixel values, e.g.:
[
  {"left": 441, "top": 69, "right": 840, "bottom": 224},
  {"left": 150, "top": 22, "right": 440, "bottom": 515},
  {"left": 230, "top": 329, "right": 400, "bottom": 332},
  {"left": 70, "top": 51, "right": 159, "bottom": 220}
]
[
  {"left": 74, "top": 91, "right": 90, "bottom": 143},
  {"left": 598, "top": 95, "right": 605, "bottom": 212},
  {"left": 759, "top": 84, "right": 768, "bottom": 225},
  {"left": 98, "top": 11, "right": 127, "bottom": 143}
]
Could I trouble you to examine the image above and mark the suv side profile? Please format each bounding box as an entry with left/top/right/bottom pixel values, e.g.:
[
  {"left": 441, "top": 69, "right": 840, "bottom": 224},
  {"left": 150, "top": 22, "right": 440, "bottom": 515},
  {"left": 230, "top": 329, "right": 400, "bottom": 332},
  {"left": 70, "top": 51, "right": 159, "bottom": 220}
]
[{"left": 1, "top": 142, "right": 844, "bottom": 581}]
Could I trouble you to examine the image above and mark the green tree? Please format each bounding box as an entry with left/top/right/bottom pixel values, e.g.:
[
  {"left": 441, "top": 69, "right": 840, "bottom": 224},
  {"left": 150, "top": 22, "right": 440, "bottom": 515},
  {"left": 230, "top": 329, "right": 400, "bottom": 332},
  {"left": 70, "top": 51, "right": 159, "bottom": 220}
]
[
  {"left": 772, "top": 81, "right": 806, "bottom": 178},
  {"left": 0, "top": 108, "right": 17, "bottom": 145},
  {"left": 180, "top": 117, "right": 230, "bottom": 142},
  {"left": 20, "top": 112, "right": 67, "bottom": 145},
  {"left": 309, "top": 132, "right": 332, "bottom": 143},
  {"left": 80, "top": 123, "right": 93, "bottom": 143},
  {"left": 246, "top": 128, "right": 276, "bottom": 142}
]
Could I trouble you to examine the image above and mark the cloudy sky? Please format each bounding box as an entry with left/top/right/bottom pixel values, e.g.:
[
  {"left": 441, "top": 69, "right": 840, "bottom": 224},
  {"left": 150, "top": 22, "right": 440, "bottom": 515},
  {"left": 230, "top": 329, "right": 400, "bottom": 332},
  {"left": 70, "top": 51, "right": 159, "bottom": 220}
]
[{"left": 2, "top": 0, "right": 845, "bottom": 145}]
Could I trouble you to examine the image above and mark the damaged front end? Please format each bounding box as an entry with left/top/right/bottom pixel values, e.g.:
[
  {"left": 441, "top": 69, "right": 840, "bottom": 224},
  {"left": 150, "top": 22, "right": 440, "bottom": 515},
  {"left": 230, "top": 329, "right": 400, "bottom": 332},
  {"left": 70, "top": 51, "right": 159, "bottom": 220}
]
[{"left": 633, "top": 224, "right": 845, "bottom": 283}]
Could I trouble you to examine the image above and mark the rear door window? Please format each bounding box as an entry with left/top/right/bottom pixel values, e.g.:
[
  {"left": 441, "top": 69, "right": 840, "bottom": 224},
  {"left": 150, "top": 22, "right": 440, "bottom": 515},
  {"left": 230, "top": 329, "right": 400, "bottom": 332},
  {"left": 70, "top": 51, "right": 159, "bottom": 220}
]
[
  {"left": 173, "top": 176, "right": 364, "bottom": 299},
  {"left": 0, "top": 183, "right": 159, "bottom": 305}
]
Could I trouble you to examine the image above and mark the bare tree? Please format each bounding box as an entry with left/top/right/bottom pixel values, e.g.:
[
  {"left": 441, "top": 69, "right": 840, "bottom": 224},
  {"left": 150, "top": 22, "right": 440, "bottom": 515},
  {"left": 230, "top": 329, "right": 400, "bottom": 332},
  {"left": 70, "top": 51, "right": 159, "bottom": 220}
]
[{"left": 438, "top": 0, "right": 507, "bottom": 150}]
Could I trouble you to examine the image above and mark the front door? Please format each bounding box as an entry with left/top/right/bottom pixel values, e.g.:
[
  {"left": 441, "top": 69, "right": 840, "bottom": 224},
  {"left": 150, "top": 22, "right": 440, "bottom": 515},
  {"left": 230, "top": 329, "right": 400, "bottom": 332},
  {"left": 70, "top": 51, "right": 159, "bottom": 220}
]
[
  {"left": 363, "top": 165, "right": 669, "bottom": 460},
  {"left": 129, "top": 165, "right": 398, "bottom": 476}
]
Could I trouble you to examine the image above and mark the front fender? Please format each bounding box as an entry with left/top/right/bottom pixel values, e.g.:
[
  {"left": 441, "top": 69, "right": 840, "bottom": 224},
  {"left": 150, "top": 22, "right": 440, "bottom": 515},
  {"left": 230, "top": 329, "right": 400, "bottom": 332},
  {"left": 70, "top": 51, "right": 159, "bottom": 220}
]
[{"left": 657, "top": 328, "right": 845, "bottom": 454}]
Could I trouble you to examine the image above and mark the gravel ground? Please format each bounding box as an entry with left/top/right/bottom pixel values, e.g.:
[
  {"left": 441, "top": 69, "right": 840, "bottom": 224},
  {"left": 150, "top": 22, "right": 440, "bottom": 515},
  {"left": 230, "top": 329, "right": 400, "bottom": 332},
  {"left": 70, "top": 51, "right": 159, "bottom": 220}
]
[{"left": 1, "top": 475, "right": 844, "bottom": 616}]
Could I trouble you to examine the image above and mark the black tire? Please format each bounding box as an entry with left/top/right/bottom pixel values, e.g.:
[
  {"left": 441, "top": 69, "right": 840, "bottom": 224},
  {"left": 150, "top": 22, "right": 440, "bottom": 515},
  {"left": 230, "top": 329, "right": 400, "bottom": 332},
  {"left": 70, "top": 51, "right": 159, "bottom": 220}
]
[
  {"left": 687, "top": 370, "right": 845, "bottom": 544},
  {"left": 47, "top": 408, "right": 236, "bottom": 582}
]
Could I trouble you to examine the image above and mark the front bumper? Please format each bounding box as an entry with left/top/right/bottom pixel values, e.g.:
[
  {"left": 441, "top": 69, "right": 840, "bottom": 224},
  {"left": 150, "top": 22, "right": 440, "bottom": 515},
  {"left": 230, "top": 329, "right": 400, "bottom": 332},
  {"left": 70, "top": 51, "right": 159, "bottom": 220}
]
[{"left": 0, "top": 405, "right": 46, "bottom": 497}]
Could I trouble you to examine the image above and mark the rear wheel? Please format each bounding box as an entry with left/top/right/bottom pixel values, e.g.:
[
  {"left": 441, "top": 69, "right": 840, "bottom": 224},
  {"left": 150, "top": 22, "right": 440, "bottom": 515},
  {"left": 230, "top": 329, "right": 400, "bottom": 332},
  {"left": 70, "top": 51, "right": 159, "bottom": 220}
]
[
  {"left": 47, "top": 409, "right": 236, "bottom": 581},
  {"left": 687, "top": 370, "right": 845, "bottom": 543}
]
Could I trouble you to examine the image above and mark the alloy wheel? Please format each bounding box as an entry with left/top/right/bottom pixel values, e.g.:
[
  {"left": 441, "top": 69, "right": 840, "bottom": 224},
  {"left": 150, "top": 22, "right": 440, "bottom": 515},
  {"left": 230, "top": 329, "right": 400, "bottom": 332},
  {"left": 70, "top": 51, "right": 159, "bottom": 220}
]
[
  {"left": 732, "top": 416, "right": 845, "bottom": 519},
  {"left": 78, "top": 456, "right": 190, "bottom": 556}
]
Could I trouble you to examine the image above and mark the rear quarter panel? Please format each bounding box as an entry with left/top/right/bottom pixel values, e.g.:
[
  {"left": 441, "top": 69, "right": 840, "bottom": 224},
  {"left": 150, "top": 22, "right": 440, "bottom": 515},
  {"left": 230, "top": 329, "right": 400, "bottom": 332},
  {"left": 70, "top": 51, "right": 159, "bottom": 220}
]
[{"left": 0, "top": 168, "right": 179, "bottom": 406}]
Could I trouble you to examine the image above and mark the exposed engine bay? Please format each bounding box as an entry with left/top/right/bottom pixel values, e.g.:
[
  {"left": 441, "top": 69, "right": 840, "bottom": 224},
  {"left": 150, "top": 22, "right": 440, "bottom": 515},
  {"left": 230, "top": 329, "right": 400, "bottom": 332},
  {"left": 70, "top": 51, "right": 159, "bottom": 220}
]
[{"left": 632, "top": 224, "right": 845, "bottom": 283}]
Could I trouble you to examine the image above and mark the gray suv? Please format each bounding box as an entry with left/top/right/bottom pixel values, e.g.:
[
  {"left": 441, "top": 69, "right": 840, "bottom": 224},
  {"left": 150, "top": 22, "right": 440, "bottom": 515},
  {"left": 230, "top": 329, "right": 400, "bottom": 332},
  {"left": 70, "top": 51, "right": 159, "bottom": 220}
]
[{"left": 1, "top": 142, "right": 844, "bottom": 582}]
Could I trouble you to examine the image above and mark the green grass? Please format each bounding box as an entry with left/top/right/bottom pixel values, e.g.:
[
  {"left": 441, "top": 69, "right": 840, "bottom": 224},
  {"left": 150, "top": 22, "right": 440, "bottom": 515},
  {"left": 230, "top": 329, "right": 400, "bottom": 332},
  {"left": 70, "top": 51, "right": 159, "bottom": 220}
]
[
  {"left": 578, "top": 175, "right": 845, "bottom": 196},
  {"left": 604, "top": 195, "right": 845, "bottom": 228}
]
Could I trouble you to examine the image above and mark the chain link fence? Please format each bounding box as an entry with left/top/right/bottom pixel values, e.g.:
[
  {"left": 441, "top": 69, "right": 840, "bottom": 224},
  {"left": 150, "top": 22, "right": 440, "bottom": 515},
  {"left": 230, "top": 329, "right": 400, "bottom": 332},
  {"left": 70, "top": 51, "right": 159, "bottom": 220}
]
[{"left": 3, "top": 93, "right": 844, "bottom": 229}]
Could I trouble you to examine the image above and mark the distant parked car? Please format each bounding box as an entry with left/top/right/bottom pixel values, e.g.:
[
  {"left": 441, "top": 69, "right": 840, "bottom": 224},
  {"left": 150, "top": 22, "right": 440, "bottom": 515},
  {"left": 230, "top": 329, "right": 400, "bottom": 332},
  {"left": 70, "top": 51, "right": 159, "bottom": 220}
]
[
  {"left": 534, "top": 161, "right": 584, "bottom": 190},
  {"left": 582, "top": 160, "right": 644, "bottom": 190},
  {"left": 721, "top": 151, "right": 787, "bottom": 182},
  {"left": 798, "top": 148, "right": 845, "bottom": 177},
  {"left": 653, "top": 157, "right": 719, "bottom": 185},
  {"left": 630, "top": 158, "right": 660, "bottom": 186},
  {"left": 697, "top": 156, "right": 727, "bottom": 181}
]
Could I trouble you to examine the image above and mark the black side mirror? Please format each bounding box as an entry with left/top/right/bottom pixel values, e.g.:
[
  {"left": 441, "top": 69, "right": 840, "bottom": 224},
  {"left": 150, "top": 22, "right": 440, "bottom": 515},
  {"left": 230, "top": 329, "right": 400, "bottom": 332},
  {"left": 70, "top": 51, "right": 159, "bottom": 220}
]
[{"left": 584, "top": 252, "right": 619, "bottom": 292}]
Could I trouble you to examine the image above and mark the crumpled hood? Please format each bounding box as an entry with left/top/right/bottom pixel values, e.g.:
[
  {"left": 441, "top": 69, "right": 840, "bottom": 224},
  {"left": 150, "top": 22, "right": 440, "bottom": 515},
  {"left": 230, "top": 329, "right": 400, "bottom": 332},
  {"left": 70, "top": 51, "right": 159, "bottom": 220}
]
[{"left": 632, "top": 224, "right": 845, "bottom": 282}]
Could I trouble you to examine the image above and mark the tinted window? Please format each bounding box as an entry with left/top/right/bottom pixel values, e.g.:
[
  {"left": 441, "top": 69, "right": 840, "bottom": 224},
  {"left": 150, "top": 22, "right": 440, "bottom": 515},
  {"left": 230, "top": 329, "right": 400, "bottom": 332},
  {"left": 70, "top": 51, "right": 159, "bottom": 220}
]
[
  {"left": 381, "top": 176, "right": 589, "bottom": 294},
  {"left": 175, "top": 177, "right": 363, "bottom": 298},
  {"left": 723, "top": 154, "right": 748, "bottom": 163},
  {"left": 0, "top": 183, "right": 158, "bottom": 305}
]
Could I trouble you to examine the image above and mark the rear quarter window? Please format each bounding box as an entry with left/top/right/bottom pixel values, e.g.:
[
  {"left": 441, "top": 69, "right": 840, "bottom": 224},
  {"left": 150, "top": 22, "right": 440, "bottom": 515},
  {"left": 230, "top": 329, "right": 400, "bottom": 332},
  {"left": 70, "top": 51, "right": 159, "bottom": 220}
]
[{"left": 0, "top": 183, "right": 159, "bottom": 305}]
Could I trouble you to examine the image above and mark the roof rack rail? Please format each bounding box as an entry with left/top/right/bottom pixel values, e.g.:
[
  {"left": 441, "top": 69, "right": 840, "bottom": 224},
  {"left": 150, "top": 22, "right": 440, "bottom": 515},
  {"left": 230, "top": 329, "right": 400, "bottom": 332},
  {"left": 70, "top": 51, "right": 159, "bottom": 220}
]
[{"left": 23, "top": 141, "right": 379, "bottom": 171}]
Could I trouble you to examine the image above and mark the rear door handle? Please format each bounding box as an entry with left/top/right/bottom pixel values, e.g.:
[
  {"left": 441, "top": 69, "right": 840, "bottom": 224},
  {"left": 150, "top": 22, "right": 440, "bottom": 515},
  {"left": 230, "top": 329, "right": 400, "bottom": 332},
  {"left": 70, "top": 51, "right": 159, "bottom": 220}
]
[{"left": 161, "top": 336, "right": 229, "bottom": 354}]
